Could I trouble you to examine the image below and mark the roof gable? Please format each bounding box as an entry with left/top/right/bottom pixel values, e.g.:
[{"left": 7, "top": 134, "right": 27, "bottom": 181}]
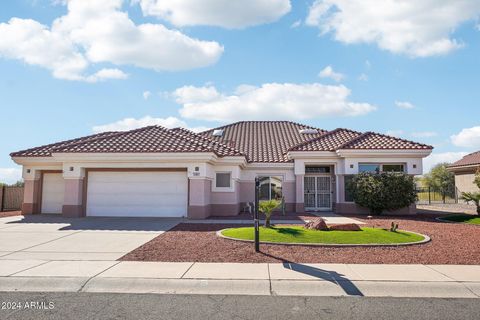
[
  {"left": 289, "top": 128, "right": 362, "bottom": 152},
  {"left": 449, "top": 151, "right": 480, "bottom": 168}
]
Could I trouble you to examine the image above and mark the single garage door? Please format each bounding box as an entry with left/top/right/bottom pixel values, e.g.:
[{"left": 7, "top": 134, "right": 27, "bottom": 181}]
[
  {"left": 86, "top": 171, "right": 188, "bottom": 217},
  {"left": 41, "top": 173, "right": 65, "bottom": 214}
]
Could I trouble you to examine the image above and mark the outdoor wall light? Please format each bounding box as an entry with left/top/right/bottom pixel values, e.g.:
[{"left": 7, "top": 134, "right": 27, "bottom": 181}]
[
  {"left": 26, "top": 169, "right": 31, "bottom": 173},
  {"left": 195, "top": 166, "right": 199, "bottom": 171},
  {"left": 350, "top": 164, "right": 354, "bottom": 169},
  {"left": 69, "top": 167, "right": 74, "bottom": 171},
  {"left": 413, "top": 164, "right": 417, "bottom": 169}
]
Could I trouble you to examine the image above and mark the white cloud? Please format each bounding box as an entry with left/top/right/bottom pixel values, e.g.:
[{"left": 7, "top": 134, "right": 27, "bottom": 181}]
[
  {"left": 143, "top": 91, "right": 151, "bottom": 100},
  {"left": 395, "top": 101, "right": 415, "bottom": 109},
  {"left": 318, "top": 65, "right": 344, "bottom": 82},
  {"left": 306, "top": 0, "right": 480, "bottom": 57},
  {"left": 451, "top": 126, "right": 480, "bottom": 148},
  {"left": 0, "top": 0, "right": 223, "bottom": 81},
  {"left": 423, "top": 152, "right": 469, "bottom": 173},
  {"left": 176, "top": 83, "right": 376, "bottom": 122},
  {"left": 92, "top": 116, "right": 209, "bottom": 133},
  {"left": 290, "top": 20, "right": 302, "bottom": 29},
  {"left": 86, "top": 68, "right": 128, "bottom": 83},
  {"left": 136, "top": 0, "right": 291, "bottom": 29},
  {"left": 0, "top": 168, "right": 22, "bottom": 185},
  {"left": 411, "top": 131, "right": 437, "bottom": 138},
  {"left": 385, "top": 130, "right": 404, "bottom": 137}
]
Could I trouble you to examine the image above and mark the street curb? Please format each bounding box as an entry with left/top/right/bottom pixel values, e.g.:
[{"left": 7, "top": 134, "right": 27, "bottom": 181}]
[
  {"left": 216, "top": 228, "right": 431, "bottom": 247},
  {"left": 436, "top": 215, "right": 480, "bottom": 226}
]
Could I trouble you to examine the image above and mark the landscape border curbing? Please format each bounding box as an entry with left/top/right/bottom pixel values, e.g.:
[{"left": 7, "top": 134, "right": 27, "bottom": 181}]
[{"left": 216, "top": 228, "right": 431, "bottom": 247}]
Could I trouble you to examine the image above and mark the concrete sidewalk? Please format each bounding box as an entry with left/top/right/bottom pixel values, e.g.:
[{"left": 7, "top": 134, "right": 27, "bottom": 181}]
[{"left": 0, "top": 261, "right": 479, "bottom": 298}]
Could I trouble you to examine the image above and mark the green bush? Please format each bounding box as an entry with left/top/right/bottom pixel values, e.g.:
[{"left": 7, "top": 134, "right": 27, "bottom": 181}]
[
  {"left": 347, "top": 172, "right": 417, "bottom": 215},
  {"left": 259, "top": 200, "right": 280, "bottom": 227}
]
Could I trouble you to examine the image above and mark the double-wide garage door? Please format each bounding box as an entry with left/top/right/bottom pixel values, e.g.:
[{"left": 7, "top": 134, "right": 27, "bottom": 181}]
[{"left": 86, "top": 171, "right": 188, "bottom": 217}]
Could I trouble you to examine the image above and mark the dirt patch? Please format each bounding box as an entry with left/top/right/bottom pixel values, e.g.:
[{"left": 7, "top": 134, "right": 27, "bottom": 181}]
[
  {"left": 0, "top": 211, "right": 22, "bottom": 218},
  {"left": 120, "top": 215, "right": 480, "bottom": 264}
]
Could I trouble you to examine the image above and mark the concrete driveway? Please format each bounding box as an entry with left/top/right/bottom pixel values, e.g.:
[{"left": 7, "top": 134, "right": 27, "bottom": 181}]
[{"left": 0, "top": 215, "right": 180, "bottom": 261}]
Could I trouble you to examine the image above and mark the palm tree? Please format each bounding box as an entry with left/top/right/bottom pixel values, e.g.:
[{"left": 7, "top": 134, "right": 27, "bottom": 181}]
[
  {"left": 259, "top": 200, "right": 280, "bottom": 227},
  {"left": 460, "top": 192, "right": 480, "bottom": 215}
]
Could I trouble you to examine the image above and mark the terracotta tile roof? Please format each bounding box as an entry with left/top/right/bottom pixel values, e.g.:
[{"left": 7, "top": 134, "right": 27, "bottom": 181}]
[
  {"left": 449, "top": 151, "right": 480, "bottom": 168},
  {"left": 10, "top": 131, "right": 118, "bottom": 157},
  {"left": 289, "top": 128, "right": 362, "bottom": 152},
  {"left": 338, "top": 132, "right": 433, "bottom": 150},
  {"left": 11, "top": 126, "right": 243, "bottom": 157},
  {"left": 198, "top": 121, "right": 327, "bottom": 162},
  {"left": 11, "top": 121, "right": 433, "bottom": 162}
]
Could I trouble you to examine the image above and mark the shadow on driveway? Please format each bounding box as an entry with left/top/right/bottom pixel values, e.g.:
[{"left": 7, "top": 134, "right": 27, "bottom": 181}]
[{"left": 5, "top": 215, "right": 181, "bottom": 232}]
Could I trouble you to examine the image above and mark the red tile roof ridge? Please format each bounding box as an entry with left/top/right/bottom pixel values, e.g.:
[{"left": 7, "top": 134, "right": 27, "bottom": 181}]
[
  {"left": 338, "top": 131, "right": 433, "bottom": 150},
  {"left": 287, "top": 128, "right": 362, "bottom": 152},
  {"left": 200, "top": 120, "right": 322, "bottom": 134},
  {"left": 9, "top": 131, "right": 119, "bottom": 157},
  {"left": 50, "top": 125, "right": 159, "bottom": 153},
  {"left": 167, "top": 127, "right": 246, "bottom": 157}
]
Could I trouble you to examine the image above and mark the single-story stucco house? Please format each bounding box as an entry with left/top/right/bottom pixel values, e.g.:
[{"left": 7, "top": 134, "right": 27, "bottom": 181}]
[
  {"left": 11, "top": 121, "right": 433, "bottom": 218},
  {"left": 448, "top": 151, "right": 480, "bottom": 194}
]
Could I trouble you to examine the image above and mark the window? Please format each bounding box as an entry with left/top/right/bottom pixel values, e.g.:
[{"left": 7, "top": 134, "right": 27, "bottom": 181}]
[
  {"left": 305, "top": 166, "right": 331, "bottom": 174},
  {"left": 382, "top": 164, "right": 404, "bottom": 172},
  {"left": 344, "top": 175, "right": 354, "bottom": 202},
  {"left": 359, "top": 163, "right": 405, "bottom": 173},
  {"left": 259, "top": 176, "right": 283, "bottom": 201},
  {"left": 359, "top": 164, "right": 380, "bottom": 173},
  {"left": 215, "top": 172, "right": 231, "bottom": 188}
]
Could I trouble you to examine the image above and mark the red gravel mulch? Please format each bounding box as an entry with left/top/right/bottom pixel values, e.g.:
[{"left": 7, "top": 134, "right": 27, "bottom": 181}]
[
  {"left": 121, "top": 214, "right": 480, "bottom": 265},
  {"left": 0, "top": 211, "right": 22, "bottom": 218}
]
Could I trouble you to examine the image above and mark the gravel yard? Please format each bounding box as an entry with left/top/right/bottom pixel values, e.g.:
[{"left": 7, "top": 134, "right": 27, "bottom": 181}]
[{"left": 121, "top": 214, "right": 480, "bottom": 264}]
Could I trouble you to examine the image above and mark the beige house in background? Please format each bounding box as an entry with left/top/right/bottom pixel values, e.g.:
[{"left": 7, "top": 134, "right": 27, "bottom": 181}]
[
  {"left": 11, "top": 121, "right": 432, "bottom": 219},
  {"left": 448, "top": 151, "right": 480, "bottom": 193}
]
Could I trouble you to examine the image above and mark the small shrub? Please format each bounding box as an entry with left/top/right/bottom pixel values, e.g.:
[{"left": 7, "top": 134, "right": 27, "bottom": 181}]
[
  {"left": 460, "top": 192, "right": 480, "bottom": 215},
  {"left": 259, "top": 200, "right": 280, "bottom": 227},
  {"left": 390, "top": 222, "right": 399, "bottom": 232},
  {"left": 348, "top": 172, "right": 417, "bottom": 215}
]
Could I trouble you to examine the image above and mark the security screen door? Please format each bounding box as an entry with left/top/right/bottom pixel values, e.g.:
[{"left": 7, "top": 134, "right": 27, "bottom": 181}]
[{"left": 304, "top": 175, "right": 332, "bottom": 211}]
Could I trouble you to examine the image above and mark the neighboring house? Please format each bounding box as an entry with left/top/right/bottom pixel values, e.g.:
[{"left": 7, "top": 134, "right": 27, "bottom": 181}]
[
  {"left": 10, "top": 121, "right": 432, "bottom": 218},
  {"left": 448, "top": 151, "right": 480, "bottom": 194}
]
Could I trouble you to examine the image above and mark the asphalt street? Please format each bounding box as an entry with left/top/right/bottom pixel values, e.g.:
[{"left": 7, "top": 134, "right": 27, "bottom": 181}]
[{"left": 0, "top": 292, "right": 479, "bottom": 320}]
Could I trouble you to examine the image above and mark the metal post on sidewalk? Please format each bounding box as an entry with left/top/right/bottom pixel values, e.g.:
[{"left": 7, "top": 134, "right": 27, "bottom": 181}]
[{"left": 254, "top": 177, "right": 260, "bottom": 252}]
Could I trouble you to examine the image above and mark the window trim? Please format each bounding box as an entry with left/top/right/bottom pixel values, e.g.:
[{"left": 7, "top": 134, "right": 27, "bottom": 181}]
[{"left": 213, "top": 171, "right": 234, "bottom": 192}]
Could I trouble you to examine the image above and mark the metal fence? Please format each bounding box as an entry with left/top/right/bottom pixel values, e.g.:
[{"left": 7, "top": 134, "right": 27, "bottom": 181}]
[
  {"left": 416, "top": 186, "right": 459, "bottom": 205},
  {"left": 0, "top": 186, "right": 24, "bottom": 211}
]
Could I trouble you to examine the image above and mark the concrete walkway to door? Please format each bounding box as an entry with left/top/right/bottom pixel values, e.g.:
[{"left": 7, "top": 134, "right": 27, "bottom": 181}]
[{"left": 0, "top": 215, "right": 181, "bottom": 261}]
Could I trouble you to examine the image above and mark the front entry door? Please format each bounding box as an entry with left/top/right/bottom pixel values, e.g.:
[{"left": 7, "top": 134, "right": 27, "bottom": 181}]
[{"left": 304, "top": 175, "right": 332, "bottom": 211}]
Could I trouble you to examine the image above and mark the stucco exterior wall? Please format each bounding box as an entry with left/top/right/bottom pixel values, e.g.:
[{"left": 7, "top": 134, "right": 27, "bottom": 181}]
[{"left": 455, "top": 171, "right": 480, "bottom": 194}]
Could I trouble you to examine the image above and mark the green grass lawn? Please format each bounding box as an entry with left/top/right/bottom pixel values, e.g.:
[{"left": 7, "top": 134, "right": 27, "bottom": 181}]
[
  {"left": 440, "top": 214, "right": 480, "bottom": 225},
  {"left": 221, "top": 226, "right": 425, "bottom": 245}
]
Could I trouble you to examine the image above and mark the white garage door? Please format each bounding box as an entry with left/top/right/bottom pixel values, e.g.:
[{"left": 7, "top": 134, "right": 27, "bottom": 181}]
[
  {"left": 86, "top": 171, "right": 188, "bottom": 217},
  {"left": 41, "top": 173, "right": 65, "bottom": 214}
]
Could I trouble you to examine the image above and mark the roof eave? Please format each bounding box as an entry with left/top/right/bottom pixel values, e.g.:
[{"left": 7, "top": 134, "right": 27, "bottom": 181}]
[{"left": 336, "top": 149, "right": 433, "bottom": 158}]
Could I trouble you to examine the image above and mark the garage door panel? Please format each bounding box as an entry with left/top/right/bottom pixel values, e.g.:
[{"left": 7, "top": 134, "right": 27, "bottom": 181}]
[
  {"left": 41, "top": 173, "right": 65, "bottom": 214},
  {"left": 86, "top": 171, "right": 188, "bottom": 217}
]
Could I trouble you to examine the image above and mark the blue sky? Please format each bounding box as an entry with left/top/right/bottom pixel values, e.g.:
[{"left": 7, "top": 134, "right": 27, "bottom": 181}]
[{"left": 1, "top": 0, "right": 480, "bottom": 183}]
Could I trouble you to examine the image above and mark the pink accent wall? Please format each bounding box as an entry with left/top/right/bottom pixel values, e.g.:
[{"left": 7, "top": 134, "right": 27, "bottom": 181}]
[
  {"left": 239, "top": 181, "right": 255, "bottom": 203},
  {"left": 189, "top": 179, "right": 211, "bottom": 206},
  {"left": 295, "top": 175, "right": 304, "bottom": 204},
  {"left": 63, "top": 179, "right": 83, "bottom": 205},
  {"left": 22, "top": 179, "right": 41, "bottom": 215}
]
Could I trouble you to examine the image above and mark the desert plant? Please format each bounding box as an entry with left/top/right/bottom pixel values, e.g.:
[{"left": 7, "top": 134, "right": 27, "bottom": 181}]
[
  {"left": 390, "top": 222, "right": 399, "bottom": 232},
  {"left": 348, "top": 172, "right": 417, "bottom": 215},
  {"left": 460, "top": 192, "right": 480, "bottom": 215},
  {"left": 259, "top": 200, "right": 280, "bottom": 227}
]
